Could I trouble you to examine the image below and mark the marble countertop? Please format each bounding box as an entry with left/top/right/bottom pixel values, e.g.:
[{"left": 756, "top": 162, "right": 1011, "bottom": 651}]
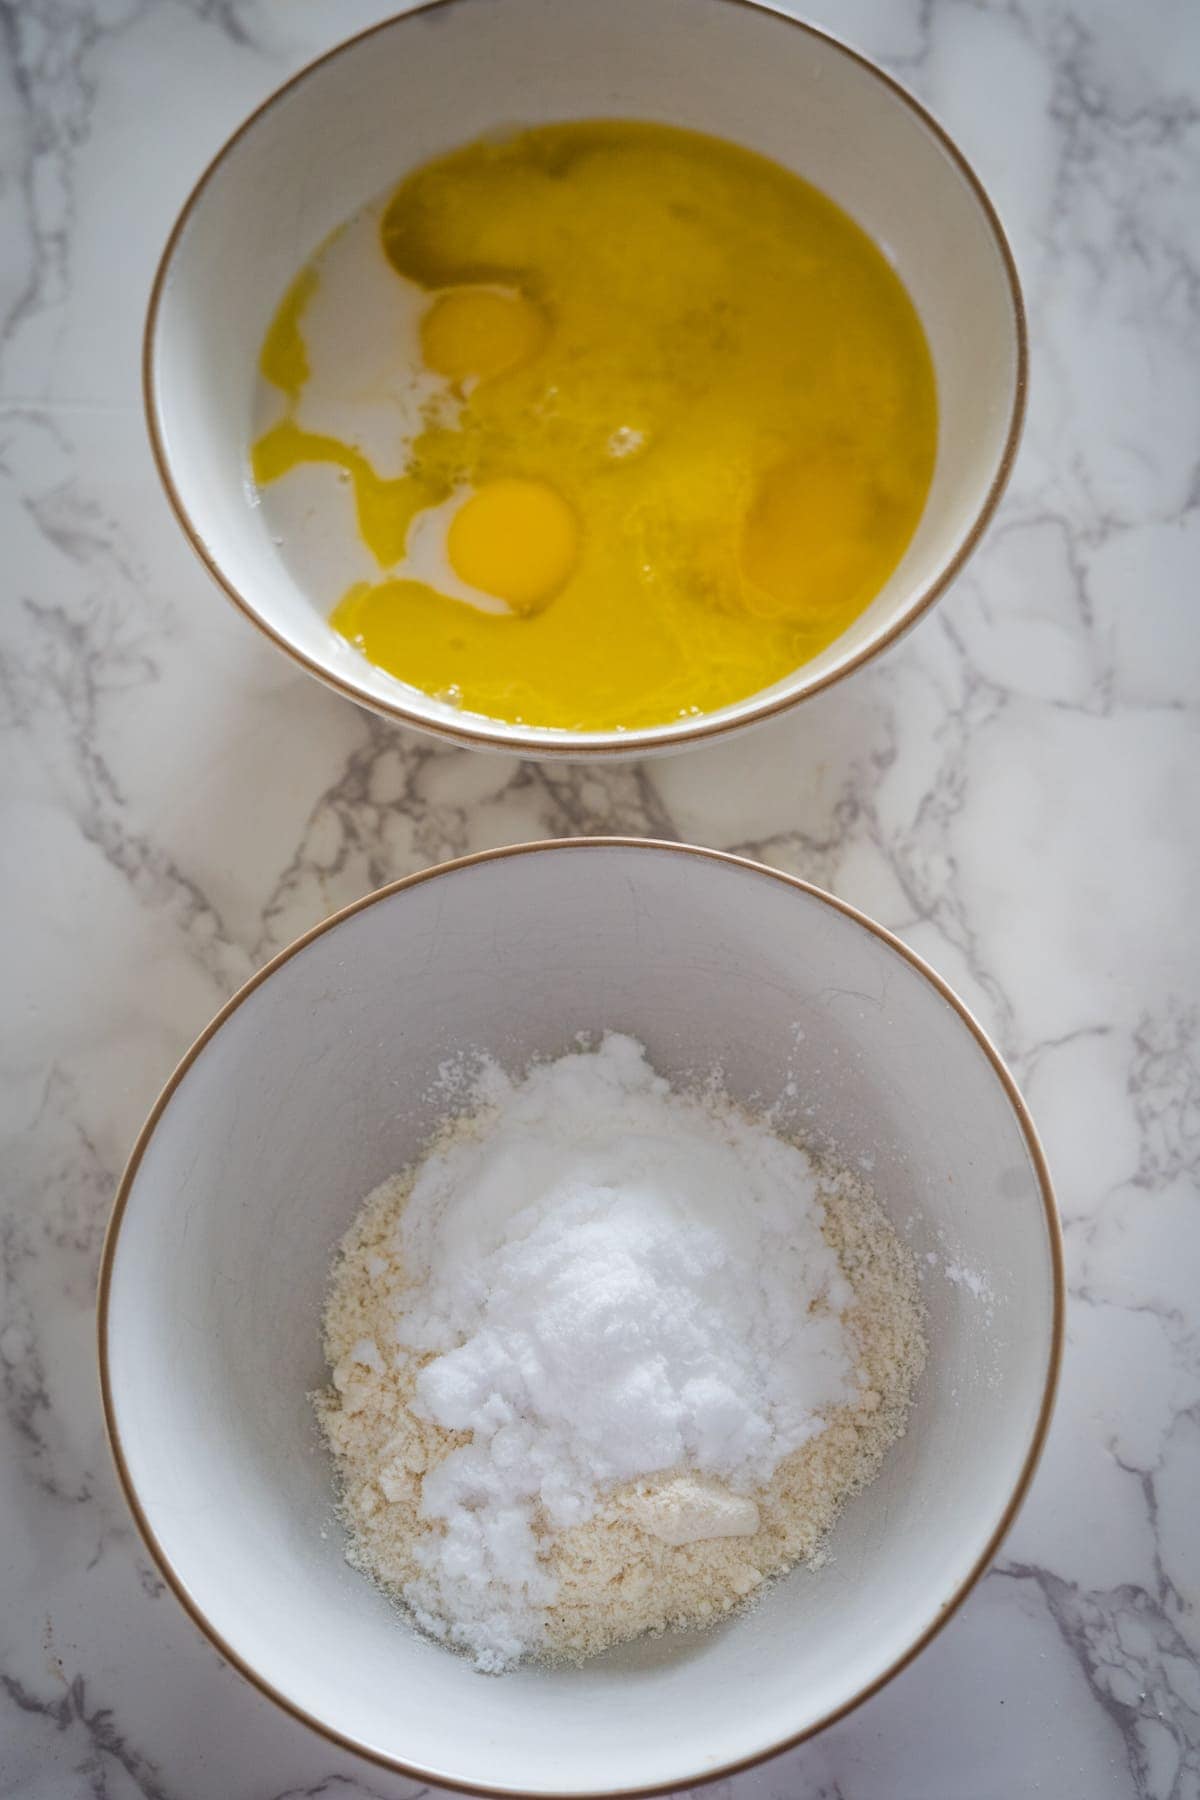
[{"left": 3, "top": 0, "right": 1197, "bottom": 1795}]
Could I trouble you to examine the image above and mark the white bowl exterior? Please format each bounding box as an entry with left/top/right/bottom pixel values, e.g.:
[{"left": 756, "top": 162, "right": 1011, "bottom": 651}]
[
  {"left": 150, "top": 0, "right": 1022, "bottom": 755},
  {"left": 105, "top": 845, "right": 1057, "bottom": 1795}
]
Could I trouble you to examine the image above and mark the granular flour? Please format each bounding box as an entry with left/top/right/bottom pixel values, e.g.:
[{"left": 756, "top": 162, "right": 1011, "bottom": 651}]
[{"left": 317, "top": 1035, "right": 925, "bottom": 1671}]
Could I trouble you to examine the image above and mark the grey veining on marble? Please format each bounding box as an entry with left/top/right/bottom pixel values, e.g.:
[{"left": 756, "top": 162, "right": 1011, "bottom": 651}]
[{"left": 1, "top": 0, "right": 1197, "bottom": 1796}]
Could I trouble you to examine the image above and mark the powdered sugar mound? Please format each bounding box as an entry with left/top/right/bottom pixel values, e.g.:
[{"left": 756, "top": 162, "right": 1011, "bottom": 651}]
[{"left": 386, "top": 1034, "right": 856, "bottom": 1668}]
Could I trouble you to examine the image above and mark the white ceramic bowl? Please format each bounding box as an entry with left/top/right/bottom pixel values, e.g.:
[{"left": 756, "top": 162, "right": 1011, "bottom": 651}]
[
  {"left": 146, "top": 0, "right": 1025, "bottom": 761},
  {"left": 100, "top": 840, "right": 1061, "bottom": 1796}
]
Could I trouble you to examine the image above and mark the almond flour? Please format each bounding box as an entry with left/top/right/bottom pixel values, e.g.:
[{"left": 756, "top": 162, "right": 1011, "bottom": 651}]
[{"left": 316, "top": 1036, "right": 925, "bottom": 1670}]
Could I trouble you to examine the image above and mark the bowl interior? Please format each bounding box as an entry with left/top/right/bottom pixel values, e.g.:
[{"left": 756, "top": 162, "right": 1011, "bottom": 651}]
[
  {"left": 104, "top": 844, "right": 1057, "bottom": 1795},
  {"left": 149, "top": 0, "right": 1022, "bottom": 754}
]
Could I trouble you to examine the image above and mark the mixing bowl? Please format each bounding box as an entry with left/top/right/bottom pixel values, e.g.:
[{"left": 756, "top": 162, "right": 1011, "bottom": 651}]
[
  {"left": 99, "top": 840, "right": 1061, "bottom": 1796},
  {"left": 145, "top": 0, "right": 1025, "bottom": 759}
]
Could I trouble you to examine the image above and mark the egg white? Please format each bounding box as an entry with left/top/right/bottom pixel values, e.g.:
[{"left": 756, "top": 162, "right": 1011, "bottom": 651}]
[{"left": 284, "top": 204, "right": 449, "bottom": 478}]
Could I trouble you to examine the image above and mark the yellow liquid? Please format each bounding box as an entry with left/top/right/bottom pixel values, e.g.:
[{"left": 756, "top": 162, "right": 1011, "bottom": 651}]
[{"left": 253, "top": 121, "right": 937, "bottom": 732}]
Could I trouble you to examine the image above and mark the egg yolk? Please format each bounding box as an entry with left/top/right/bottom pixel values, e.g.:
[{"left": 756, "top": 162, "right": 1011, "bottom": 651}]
[
  {"left": 447, "top": 479, "right": 577, "bottom": 613},
  {"left": 740, "top": 447, "right": 899, "bottom": 620},
  {"left": 420, "top": 288, "right": 546, "bottom": 384}
]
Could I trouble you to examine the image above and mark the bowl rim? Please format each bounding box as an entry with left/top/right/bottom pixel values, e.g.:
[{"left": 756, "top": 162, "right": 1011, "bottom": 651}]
[
  {"left": 143, "top": 0, "right": 1029, "bottom": 761},
  {"left": 97, "top": 837, "right": 1063, "bottom": 1798}
]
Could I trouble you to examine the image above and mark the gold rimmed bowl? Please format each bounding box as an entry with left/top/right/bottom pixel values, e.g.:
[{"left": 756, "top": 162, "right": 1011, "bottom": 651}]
[
  {"left": 145, "top": 0, "right": 1025, "bottom": 760},
  {"left": 100, "top": 841, "right": 1061, "bottom": 1795}
]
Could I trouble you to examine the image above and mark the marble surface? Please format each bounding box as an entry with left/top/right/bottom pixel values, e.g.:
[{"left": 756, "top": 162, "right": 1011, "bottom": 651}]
[{"left": 2, "top": 0, "right": 1198, "bottom": 1794}]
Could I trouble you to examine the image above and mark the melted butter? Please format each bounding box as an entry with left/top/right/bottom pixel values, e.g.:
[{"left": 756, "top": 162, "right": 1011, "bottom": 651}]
[
  {"left": 254, "top": 121, "right": 937, "bottom": 732},
  {"left": 251, "top": 418, "right": 442, "bottom": 568},
  {"left": 258, "top": 267, "right": 317, "bottom": 403}
]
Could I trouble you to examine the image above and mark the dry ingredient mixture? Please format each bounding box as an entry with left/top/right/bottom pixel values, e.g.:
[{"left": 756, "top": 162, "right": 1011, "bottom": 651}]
[{"left": 317, "top": 1035, "right": 925, "bottom": 1671}]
